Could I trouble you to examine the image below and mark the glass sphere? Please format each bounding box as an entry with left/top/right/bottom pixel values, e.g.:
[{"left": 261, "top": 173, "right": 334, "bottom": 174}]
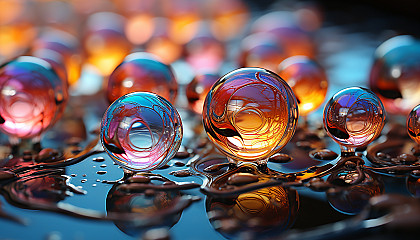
[
  {"left": 323, "top": 87, "right": 385, "bottom": 151},
  {"left": 0, "top": 56, "right": 68, "bottom": 139},
  {"left": 238, "top": 32, "right": 286, "bottom": 73},
  {"left": 32, "top": 28, "right": 82, "bottom": 86},
  {"left": 202, "top": 68, "right": 298, "bottom": 163},
  {"left": 100, "top": 92, "right": 183, "bottom": 172},
  {"left": 106, "top": 52, "right": 178, "bottom": 104},
  {"left": 251, "top": 11, "right": 316, "bottom": 58},
  {"left": 186, "top": 73, "right": 220, "bottom": 114},
  {"left": 407, "top": 104, "right": 420, "bottom": 144},
  {"left": 278, "top": 56, "right": 328, "bottom": 116},
  {"left": 83, "top": 12, "right": 132, "bottom": 76},
  {"left": 184, "top": 33, "right": 225, "bottom": 72},
  {"left": 369, "top": 35, "right": 420, "bottom": 115}
]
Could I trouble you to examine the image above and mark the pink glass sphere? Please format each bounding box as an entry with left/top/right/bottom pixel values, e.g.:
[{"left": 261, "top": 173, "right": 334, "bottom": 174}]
[
  {"left": 0, "top": 56, "right": 68, "bottom": 139},
  {"left": 323, "top": 87, "right": 385, "bottom": 152}
]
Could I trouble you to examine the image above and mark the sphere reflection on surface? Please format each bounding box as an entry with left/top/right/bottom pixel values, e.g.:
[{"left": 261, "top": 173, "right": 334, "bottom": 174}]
[
  {"left": 101, "top": 92, "right": 183, "bottom": 172},
  {"left": 206, "top": 186, "right": 298, "bottom": 238},
  {"left": 327, "top": 170, "right": 383, "bottom": 215},
  {"left": 202, "top": 68, "right": 298, "bottom": 163}
]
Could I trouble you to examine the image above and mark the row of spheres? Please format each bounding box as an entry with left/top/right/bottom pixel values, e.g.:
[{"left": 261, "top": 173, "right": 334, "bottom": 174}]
[
  {"left": 1, "top": 1, "right": 420, "bottom": 172},
  {"left": 1, "top": 41, "right": 419, "bottom": 172}
]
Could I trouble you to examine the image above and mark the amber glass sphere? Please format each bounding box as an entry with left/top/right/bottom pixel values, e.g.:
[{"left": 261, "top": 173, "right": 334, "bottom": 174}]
[
  {"left": 369, "top": 35, "right": 420, "bottom": 115},
  {"left": 202, "top": 68, "right": 298, "bottom": 163},
  {"left": 323, "top": 87, "right": 385, "bottom": 152},
  {"left": 278, "top": 56, "right": 328, "bottom": 116},
  {"left": 106, "top": 52, "right": 178, "bottom": 104},
  {"left": 186, "top": 73, "right": 220, "bottom": 114}
]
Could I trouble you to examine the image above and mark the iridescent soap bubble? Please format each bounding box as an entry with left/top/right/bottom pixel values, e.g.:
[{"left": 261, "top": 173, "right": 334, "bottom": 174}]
[
  {"left": 106, "top": 52, "right": 178, "bottom": 104},
  {"left": 202, "top": 68, "right": 298, "bottom": 163},
  {"left": 0, "top": 56, "right": 68, "bottom": 140},
  {"left": 323, "top": 87, "right": 385, "bottom": 155},
  {"left": 278, "top": 55, "right": 328, "bottom": 117},
  {"left": 101, "top": 92, "right": 183, "bottom": 172},
  {"left": 186, "top": 73, "right": 220, "bottom": 114},
  {"left": 407, "top": 104, "right": 420, "bottom": 144},
  {"left": 369, "top": 35, "right": 420, "bottom": 115}
]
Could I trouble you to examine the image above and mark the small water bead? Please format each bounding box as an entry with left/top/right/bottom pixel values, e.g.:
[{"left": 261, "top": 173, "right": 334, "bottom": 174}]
[
  {"left": 323, "top": 87, "right": 385, "bottom": 153},
  {"left": 186, "top": 73, "right": 220, "bottom": 114},
  {"left": 278, "top": 56, "right": 328, "bottom": 117},
  {"left": 101, "top": 92, "right": 183, "bottom": 172},
  {"left": 0, "top": 56, "right": 68, "bottom": 139},
  {"left": 369, "top": 35, "right": 420, "bottom": 115},
  {"left": 407, "top": 104, "right": 420, "bottom": 144},
  {"left": 202, "top": 68, "right": 298, "bottom": 163},
  {"left": 106, "top": 52, "right": 178, "bottom": 104}
]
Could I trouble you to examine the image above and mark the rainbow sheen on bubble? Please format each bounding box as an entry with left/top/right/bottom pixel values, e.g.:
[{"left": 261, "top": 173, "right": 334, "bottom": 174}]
[
  {"left": 0, "top": 56, "right": 68, "bottom": 139},
  {"left": 323, "top": 87, "right": 385, "bottom": 151},
  {"left": 100, "top": 92, "right": 182, "bottom": 172},
  {"left": 202, "top": 68, "right": 298, "bottom": 163}
]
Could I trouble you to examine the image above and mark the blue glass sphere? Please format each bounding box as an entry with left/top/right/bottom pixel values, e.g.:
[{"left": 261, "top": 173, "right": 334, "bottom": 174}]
[{"left": 100, "top": 92, "right": 183, "bottom": 172}]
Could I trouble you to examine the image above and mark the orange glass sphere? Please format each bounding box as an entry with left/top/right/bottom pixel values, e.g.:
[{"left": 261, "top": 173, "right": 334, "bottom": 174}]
[
  {"left": 278, "top": 56, "right": 328, "bottom": 116},
  {"left": 106, "top": 52, "right": 178, "bottom": 104},
  {"left": 203, "top": 68, "right": 298, "bottom": 163}
]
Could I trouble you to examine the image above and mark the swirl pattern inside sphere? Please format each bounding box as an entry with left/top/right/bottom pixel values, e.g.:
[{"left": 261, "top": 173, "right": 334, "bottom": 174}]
[
  {"left": 323, "top": 87, "right": 385, "bottom": 148},
  {"left": 101, "top": 92, "right": 183, "bottom": 172},
  {"left": 202, "top": 68, "right": 298, "bottom": 162}
]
